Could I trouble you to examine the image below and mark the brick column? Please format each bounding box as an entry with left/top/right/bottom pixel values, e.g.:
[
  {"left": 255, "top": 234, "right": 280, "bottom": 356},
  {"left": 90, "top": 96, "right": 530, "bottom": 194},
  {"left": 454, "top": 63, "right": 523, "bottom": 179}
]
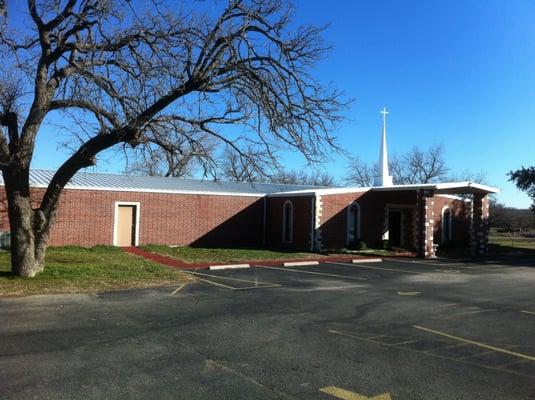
[
  {"left": 471, "top": 193, "right": 490, "bottom": 256},
  {"left": 416, "top": 189, "right": 436, "bottom": 259}
]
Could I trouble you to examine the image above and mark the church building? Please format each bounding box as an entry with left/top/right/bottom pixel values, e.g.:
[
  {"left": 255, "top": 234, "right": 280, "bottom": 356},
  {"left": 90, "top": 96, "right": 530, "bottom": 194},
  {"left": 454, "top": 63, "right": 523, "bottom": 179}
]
[{"left": 0, "top": 109, "right": 498, "bottom": 258}]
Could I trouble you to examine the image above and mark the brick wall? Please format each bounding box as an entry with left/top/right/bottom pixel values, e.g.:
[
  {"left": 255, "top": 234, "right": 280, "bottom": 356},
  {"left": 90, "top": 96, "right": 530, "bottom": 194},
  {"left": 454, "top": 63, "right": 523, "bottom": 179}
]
[
  {"left": 432, "top": 195, "right": 471, "bottom": 248},
  {"left": 265, "top": 195, "right": 313, "bottom": 250},
  {"left": 0, "top": 187, "right": 265, "bottom": 247},
  {"left": 319, "top": 190, "right": 417, "bottom": 250}
]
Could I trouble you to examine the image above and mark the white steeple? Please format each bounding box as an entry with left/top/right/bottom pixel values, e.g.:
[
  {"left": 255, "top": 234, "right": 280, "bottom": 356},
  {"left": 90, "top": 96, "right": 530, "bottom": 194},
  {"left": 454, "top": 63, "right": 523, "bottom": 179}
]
[{"left": 373, "top": 107, "right": 394, "bottom": 187}]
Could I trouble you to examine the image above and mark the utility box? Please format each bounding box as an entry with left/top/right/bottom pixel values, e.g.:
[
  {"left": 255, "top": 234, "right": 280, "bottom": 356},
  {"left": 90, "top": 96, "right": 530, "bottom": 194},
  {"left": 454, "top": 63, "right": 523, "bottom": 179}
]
[{"left": 0, "top": 232, "right": 11, "bottom": 250}]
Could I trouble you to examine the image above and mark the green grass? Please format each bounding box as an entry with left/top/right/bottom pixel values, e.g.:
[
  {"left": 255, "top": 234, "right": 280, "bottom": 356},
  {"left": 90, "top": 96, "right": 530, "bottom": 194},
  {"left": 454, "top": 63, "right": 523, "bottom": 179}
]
[
  {"left": 0, "top": 246, "right": 190, "bottom": 297},
  {"left": 142, "top": 245, "right": 322, "bottom": 263},
  {"left": 488, "top": 236, "right": 535, "bottom": 251}
]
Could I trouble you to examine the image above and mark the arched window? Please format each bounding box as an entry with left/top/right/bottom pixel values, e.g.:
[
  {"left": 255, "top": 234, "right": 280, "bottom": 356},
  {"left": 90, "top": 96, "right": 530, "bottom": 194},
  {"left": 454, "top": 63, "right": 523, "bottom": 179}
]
[
  {"left": 282, "top": 200, "right": 293, "bottom": 243},
  {"left": 347, "top": 202, "right": 361, "bottom": 247},
  {"left": 441, "top": 206, "right": 452, "bottom": 243}
]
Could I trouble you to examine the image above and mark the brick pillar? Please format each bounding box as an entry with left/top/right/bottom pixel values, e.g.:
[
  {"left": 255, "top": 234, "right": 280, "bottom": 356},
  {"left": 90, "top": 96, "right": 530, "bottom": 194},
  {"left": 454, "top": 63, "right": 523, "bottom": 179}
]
[
  {"left": 471, "top": 193, "right": 490, "bottom": 256},
  {"left": 416, "top": 189, "right": 436, "bottom": 259}
]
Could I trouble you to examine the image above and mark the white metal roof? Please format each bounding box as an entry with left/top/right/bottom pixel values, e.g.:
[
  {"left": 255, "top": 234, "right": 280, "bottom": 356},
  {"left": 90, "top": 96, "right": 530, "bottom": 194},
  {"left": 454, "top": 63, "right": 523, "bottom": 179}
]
[
  {"left": 0, "top": 170, "right": 499, "bottom": 197},
  {"left": 1, "top": 169, "right": 325, "bottom": 197}
]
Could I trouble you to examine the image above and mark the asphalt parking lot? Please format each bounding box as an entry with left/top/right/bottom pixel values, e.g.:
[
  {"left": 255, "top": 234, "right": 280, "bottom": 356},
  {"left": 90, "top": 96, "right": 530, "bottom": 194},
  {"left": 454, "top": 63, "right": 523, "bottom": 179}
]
[{"left": 1, "top": 257, "right": 535, "bottom": 399}]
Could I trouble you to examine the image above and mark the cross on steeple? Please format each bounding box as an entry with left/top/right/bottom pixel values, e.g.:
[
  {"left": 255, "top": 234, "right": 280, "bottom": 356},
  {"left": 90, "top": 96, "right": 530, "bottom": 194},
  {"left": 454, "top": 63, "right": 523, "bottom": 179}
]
[{"left": 380, "top": 106, "right": 388, "bottom": 126}]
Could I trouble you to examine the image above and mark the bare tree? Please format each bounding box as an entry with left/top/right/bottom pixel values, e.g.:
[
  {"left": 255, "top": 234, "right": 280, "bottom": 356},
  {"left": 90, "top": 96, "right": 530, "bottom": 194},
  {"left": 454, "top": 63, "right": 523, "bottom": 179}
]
[
  {"left": 0, "top": 0, "right": 346, "bottom": 277},
  {"left": 346, "top": 144, "right": 449, "bottom": 186},
  {"left": 270, "top": 169, "right": 336, "bottom": 186},
  {"left": 125, "top": 121, "right": 215, "bottom": 177},
  {"left": 390, "top": 144, "right": 448, "bottom": 184},
  {"left": 220, "top": 147, "right": 261, "bottom": 182},
  {"left": 345, "top": 156, "right": 374, "bottom": 186}
]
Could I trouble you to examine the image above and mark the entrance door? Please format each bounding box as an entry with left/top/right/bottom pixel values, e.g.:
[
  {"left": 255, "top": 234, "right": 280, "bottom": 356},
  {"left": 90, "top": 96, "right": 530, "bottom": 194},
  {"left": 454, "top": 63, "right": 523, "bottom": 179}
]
[
  {"left": 116, "top": 205, "right": 136, "bottom": 246},
  {"left": 388, "top": 210, "right": 402, "bottom": 247}
]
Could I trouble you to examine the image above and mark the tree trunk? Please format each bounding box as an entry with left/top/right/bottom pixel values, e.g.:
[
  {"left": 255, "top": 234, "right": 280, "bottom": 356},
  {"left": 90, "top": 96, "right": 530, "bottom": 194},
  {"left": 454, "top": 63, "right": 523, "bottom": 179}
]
[{"left": 4, "top": 168, "right": 50, "bottom": 277}]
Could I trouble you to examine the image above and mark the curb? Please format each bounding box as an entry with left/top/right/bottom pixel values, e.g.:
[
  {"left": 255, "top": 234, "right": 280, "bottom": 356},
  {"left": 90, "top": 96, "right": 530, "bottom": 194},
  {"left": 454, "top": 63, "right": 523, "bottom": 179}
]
[
  {"left": 352, "top": 258, "right": 382, "bottom": 263},
  {"left": 282, "top": 261, "right": 320, "bottom": 267},
  {"left": 209, "top": 264, "right": 250, "bottom": 271}
]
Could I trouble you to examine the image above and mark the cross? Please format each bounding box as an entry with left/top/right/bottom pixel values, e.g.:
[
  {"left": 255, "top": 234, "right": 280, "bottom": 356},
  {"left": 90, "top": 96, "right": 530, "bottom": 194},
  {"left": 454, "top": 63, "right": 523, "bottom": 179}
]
[{"left": 380, "top": 106, "right": 388, "bottom": 125}]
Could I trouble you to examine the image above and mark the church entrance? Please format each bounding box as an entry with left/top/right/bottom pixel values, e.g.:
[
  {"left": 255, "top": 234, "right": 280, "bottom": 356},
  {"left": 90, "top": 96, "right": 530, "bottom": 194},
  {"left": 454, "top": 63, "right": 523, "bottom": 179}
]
[{"left": 388, "top": 210, "right": 402, "bottom": 248}]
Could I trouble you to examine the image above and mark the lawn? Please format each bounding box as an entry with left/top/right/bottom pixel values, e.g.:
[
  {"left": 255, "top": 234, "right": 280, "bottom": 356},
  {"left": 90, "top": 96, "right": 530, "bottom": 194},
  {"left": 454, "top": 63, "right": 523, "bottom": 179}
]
[
  {"left": 142, "top": 245, "right": 323, "bottom": 263},
  {"left": 489, "top": 235, "right": 535, "bottom": 250},
  {"left": 141, "top": 244, "right": 409, "bottom": 263},
  {"left": 0, "top": 246, "right": 190, "bottom": 297}
]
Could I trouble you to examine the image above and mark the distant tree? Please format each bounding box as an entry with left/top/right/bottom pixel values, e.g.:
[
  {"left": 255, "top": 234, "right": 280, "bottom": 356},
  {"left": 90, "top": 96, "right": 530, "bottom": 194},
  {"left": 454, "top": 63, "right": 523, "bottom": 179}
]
[
  {"left": 345, "top": 144, "right": 449, "bottom": 186},
  {"left": 344, "top": 157, "right": 375, "bottom": 186},
  {"left": 447, "top": 169, "right": 487, "bottom": 184},
  {"left": 270, "top": 169, "right": 337, "bottom": 186},
  {"left": 125, "top": 122, "right": 215, "bottom": 178},
  {"left": 390, "top": 144, "right": 448, "bottom": 184},
  {"left": 489, "top": 200, "right": 535, "bottom": 231},
  {"left": 509, "top": 167, "right": 535, "bottom": 214},
  {"left": 220, "top": 148, "right": 261, "bottom": 183}
]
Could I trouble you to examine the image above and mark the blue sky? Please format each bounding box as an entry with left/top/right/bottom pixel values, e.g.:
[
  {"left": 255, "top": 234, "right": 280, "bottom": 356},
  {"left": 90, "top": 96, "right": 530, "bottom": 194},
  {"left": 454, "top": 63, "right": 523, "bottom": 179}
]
[{"left": 31, "top": 0, "right": 535, "bottom": 208}]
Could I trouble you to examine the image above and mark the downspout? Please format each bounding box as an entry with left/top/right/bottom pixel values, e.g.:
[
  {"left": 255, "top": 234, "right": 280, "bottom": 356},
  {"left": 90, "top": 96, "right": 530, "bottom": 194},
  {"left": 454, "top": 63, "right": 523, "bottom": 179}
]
[
  {"left": 310, "top": 194, "right": 316, "bottom": 251},
  {"left": 262, "top": 196, "right": 267, "bottom": 246}
]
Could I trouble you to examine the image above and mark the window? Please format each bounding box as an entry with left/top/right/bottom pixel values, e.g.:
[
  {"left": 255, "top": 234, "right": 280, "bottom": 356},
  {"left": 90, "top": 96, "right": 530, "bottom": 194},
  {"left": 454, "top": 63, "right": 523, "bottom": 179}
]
[
  {"left": 282, "top": 200, "right": 293, "bottom": 243},
  {"left": 441, "top": 206, "right": 452, "bottom": 243},
  {"left": 347, "top": 202, "right": 361, "bottom": 247}
]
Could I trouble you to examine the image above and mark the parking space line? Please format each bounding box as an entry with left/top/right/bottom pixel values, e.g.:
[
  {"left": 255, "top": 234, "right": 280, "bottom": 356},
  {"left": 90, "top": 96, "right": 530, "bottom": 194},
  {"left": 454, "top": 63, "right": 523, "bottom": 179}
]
[
  {"left": 233, "top": 284, "right": 283, "bottom": 290},
  {"left": 328, "top": 329, "right": 534, "bottom": 379},
  {"left": 170, "top": 283, "right": 187, "bottom": 295},
  {"left": 253, "top": 265, "right": 367, "bottom": 281},
  {"left": 388, "top": 258, "right": 476, "bottom": 270},
  {"left": 327, "top": 261, "right": 421, "bottom": 274},
  {"left": 520, "top": 310, "right": 535, "bottom": 316},
  {"left": 438, "top": 309, "right": 495, "bottom": 319},
  {"left": 413, "top": 325, "right": 535, "bottom": 362},
  {"left": 192, "top": 276, "right": 239, "bottom": 290},
  {"left": 185, "top": 271, "right": 281, "bottom": 290}
]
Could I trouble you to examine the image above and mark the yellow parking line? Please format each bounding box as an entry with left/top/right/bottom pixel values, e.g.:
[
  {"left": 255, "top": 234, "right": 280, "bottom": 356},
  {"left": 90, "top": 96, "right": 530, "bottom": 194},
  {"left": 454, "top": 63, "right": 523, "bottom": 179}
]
[
  {"left": 254, "top": 265, "right": 367, "bottom": 281},
  {"left": 320, "top": 386, "right": 391, "bottom": 400},
  {"left": 413, "top": 325, "right": 535, "bottom": 362}
]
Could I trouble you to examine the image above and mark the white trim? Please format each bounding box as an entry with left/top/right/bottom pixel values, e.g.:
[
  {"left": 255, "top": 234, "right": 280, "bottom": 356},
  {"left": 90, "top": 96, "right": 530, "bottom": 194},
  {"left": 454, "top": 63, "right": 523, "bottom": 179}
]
[
  {"left": 282, "top": 200, "right": 294, "bottom": 244},
  {"left": 268, "top": 187, "right": 371, "bottom": 197},
  {"left": 346, "top": 201, "right": 361, "bottom": 246},
  {"left": 441, "top": 205, "right": 453, "bottom": 243},
  {"left": 9, "top": 180, "right": 498, "bottom": 198},
  {"left": 113, "top": 201, "right": 141, "bottom": 246}
]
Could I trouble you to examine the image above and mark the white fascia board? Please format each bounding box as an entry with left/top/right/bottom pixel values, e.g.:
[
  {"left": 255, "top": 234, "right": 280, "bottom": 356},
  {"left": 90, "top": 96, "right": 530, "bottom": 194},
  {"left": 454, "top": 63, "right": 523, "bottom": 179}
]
[
  {"left": 267, "top": 187, "right": 371, "bottom": 197},
  {"left": 371, "top": 181, "right": 500, "bottom": 194},
  {"left": 14, "top": 183, "right": 266, "bottom": 197},
  {"left": 435, "top": 182, "right": 500, "bottom": 194}
]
